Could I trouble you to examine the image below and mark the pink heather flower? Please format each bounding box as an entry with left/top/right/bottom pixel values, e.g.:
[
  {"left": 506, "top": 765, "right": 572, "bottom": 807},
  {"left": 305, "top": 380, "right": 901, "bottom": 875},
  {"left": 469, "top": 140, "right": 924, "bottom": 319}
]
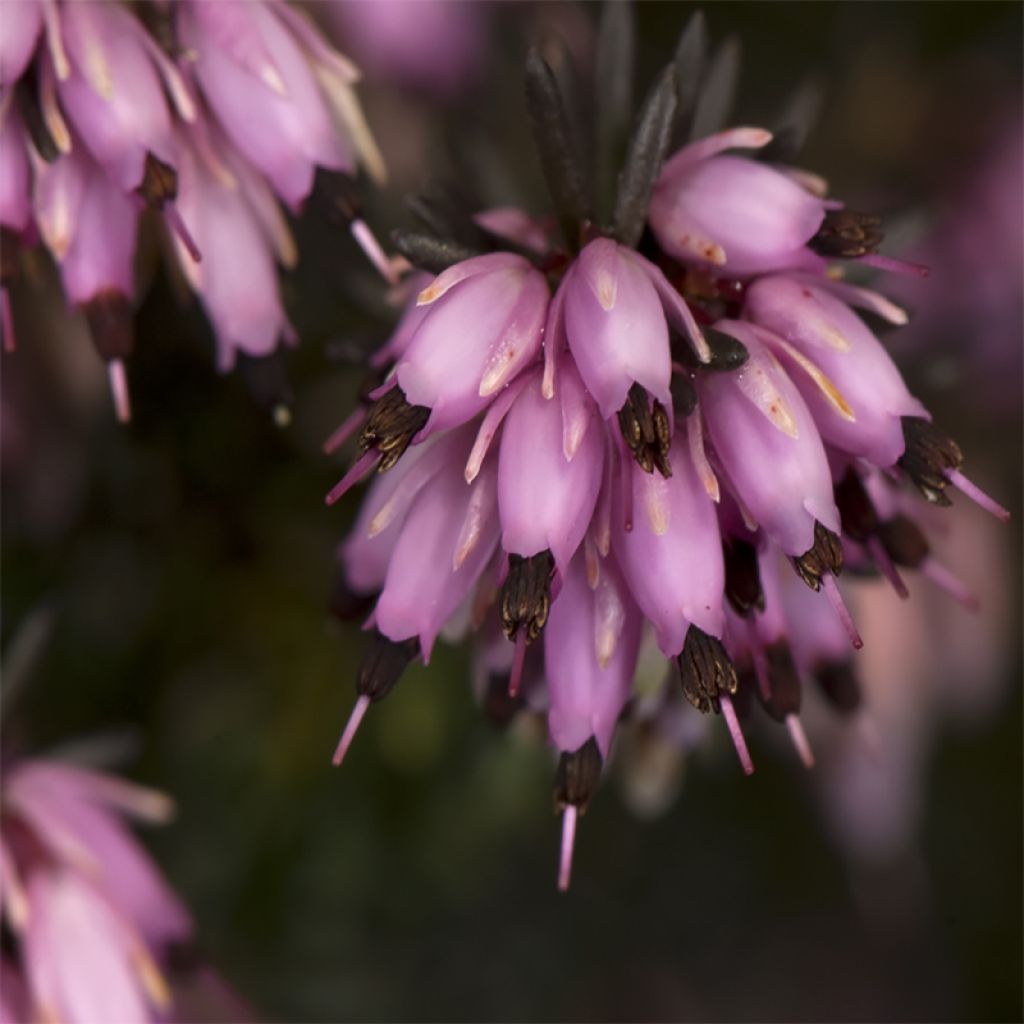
[
  {"left": 698, "top": 319, "right": 839, "bottom": 558},
  {"left": 327, "top": 27, "right": 1010, "bottom": 891},
  {"left": 544, "top": 552, "right": 642, "bottom": 760},
  {"left": 650, "top": 127, "right": 828, "bottom": 277},
  {"left": 613, "top": 431, "right": 725, "bottom": 657},
  {"left": 325, "top": 0, "right": 485, "bottom": 97},
  {"left": 743, "top": 274, "right": 928, "bottom": 467},
  {"left": 0, "top": 0, "right": 42, "bottom": 87},
  {"left": 559, "top": 237, "right": 704, "bottom": 418},
  {"left": 55, "top": 0, "right": 190, "bottom": 192},
  {"left": 497, "top": 366, "right": 603, "bottom": 575},
  {"left": 373, "top": 426, "right": 500, "bottom": 661},
  {"left": 0, "top": 758, "right": 191, "bottom": 1023},
  {"left": 33, "top": 141, "right": 138, "bottom": 307},
  {"left": 171, "top": 125, "right": 297, "bottom": 371},
  {"left": 396, "top": 253, "right": 549, "bottom": 435},
  {"left": 177, "top": 0, "right": 383, "bottom": 208}
]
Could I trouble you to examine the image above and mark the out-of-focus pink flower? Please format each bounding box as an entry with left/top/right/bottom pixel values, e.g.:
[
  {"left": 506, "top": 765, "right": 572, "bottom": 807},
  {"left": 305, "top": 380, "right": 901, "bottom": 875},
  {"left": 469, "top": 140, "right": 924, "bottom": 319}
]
[
  {"left": 0, "top": 758, "right": 191, "bottom": 1024},
  {"left": 0, "top": 0, "right": 42, "bottom": 87},
  {"left": 172, "top": 124, "right": 298, "bottom": 371},
  {"left": 325, "top": 0, "right": 485, "bottom": 97},
  {"left": 177, "top": 0, "right": 384, "bottom": 207},
  {"left": 396, "top": 253, "right": 549, "bottom": 435},
  {"left": 650, "top": 128, "right": 828, "bottom": 277},
  {"left": 0, "top": 106, "right": 32, "bottom": 232}
]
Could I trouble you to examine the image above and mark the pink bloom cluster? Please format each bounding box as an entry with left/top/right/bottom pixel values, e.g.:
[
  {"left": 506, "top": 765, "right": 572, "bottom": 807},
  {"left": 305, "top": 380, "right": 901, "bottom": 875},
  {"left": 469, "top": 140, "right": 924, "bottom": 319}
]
[
  {"left": 328, "top": 125, "right": 1008, "bottom": 889},
  {"left": 0, "top": 0, "right": 383, "bottom": 419},
  {"left": 0, "top": 758, "right": 190, "bottom": 1023}
]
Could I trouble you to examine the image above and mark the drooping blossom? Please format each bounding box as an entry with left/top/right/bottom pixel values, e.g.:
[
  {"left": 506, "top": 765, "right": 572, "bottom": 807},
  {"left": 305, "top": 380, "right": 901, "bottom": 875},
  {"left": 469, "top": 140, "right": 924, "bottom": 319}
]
[
  {"left": 1, "top": 0, "right": 384, "bottom": 419},
  {"left": 0, "top": 758, "right": 192, "bottom": 1023},
  {"left": 324, "top": 19, "right": 1010, "bottom": 891}
]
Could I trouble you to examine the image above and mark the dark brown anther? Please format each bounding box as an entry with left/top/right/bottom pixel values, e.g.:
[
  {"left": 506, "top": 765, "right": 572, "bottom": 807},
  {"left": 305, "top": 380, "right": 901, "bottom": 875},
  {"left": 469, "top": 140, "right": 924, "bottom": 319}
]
[
  {"left": 359, "top": 386, "right": 430, "bottom": 472},
  {"left": 876, "top": 514, "right": 930, "bottom": 568},
  {"left": 809, "top": 209, "right": 884, "bottom": 259},
  {"left": 554, "top": 737, "right": 603, "bottom": 811},
  {"left": 815, "top": 660, "right": 862, "bottom": 715},
  {"left": 482, "top": 672, "right": 525, "bottom": 727},
  {"left": 834, "top": 467, "right": 878, "bottom": 543},
  {"left": 756, "top": 641, "right": 802, "bottom": 722},
  {"left": 500, "top": 550, "right": 555, "bottom": 642},
  {"left": 355, "top": 631, "right": 420, "bottom": 703},
  {"left": 670, "top": 372, "right": 697, "bottom": 418},
  {"left": 137, "top": 152, "right": 178, "bottom": 207},
  {"left": 677, "top": 625, "right": 738, "bottom": 714},
  {"left": 83, "top": 291, "right": 134, "bottom": 362},
  {"left": 792, "top": 520, "right": 843, "bottom": 590},
  {"left": 723, "top": 538, "right": 763, "bottom": 616},
  {"left": 702, "top": 327, "right": 749, "bottom": 372},
  {"left": 898, "top": 416, "right": 963, "bottom": 506},
  {"left": 617, "top": 383, "right": 672, "bottom": 477}
]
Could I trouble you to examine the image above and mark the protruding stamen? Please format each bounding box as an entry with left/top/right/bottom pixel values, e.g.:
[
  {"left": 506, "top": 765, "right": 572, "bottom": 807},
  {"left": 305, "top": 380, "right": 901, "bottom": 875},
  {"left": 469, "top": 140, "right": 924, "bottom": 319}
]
[
  {"left": 500, "top": 551, "right": 555, "bottom": 643},
  {"left": 325, "top": 449, "right": 377, "bottom": 506},
  {"left": 350, "top": 218, "right": 400, "bottom": 286},
  {"left": 866, "top": 535, "right": 909, "bottom": 599},
  {"left": 617, "top": 383, "right": 672, "bottom": 477},
  {"left": 792, "top": 521, "right": 844, "bottom": 590},
  {"left": 899, "top": 417, "right": 962, "bottom": 505},
  {"left": 558, "top": 805, "right": 577, "bottom": 892},
  {"left": 809, "top": 209, "right": 883, "bottom": 259},
  {"left": 360, "top": 386, "right": 430, "bottom": 472},
  {"left": 677, "top": 625, "right": 738, "bottom": 714},
  {"left": 508, "top": 631, "right": 528, "bottom": 698},
  {"left": 945, "top": 469, "right": 1010, "bottom": 523},
  {"left": 785, "top": 714, "right": 815, "bottom": 769},
  {"left": 921, "top": 558, "right": 979, "bottom": 611},
  {"left": 332, "top": 694, "right": 370, "bottom": 766},
  {"left": 821, "top": 574, "right": 863, "bottom": 649},
  {"left": 107, "top": 359, "right": 132, "bottom": 424},
  {"left": 858, "top": 253, "right": 928, "bottom": 278},
  {"left": 720, "top": 694, "right": 754, "bottom": 776},
  {"left": 323, "top": 408, "right": 367, "bottom": 455}
]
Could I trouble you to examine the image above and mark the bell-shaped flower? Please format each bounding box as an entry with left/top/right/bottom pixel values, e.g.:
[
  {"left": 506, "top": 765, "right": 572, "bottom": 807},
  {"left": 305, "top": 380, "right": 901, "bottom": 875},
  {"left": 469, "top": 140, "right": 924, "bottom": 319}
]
[
  {"left": 561, "top": 237, "right": 704, "bottom": 419},
  {"left": 2, "top": 758, "right": 191, "bottom": 1024},
  {"left": 649, "top": 127, "right": 827, "bottom": 277},
  {"left": 374, "top": 430, "right": 500, "bottom": 661},
  {"left": 699, "top": 319, "right": 839, "bottom": 557},
  {"left": 497, "top": 366, "right": 603, "bottom": 574},
  {"left": 613, "top": 432, "right": 725, "bottom": 656},
  {"left": 395, "top": 252, "right": 548, "bottom": 435},
  {"left": 172, "top": 128, "right": 297, "bottom": 371},
  {"left": 544, "top": 553, "right": 642, "bottom": 758},
  {"left": 55, "top": 0, "right": 190, "bottom": 191},
  {"left": 743, "top": 275, "right": 928, "bottom": 467},
  {"left": 0, "top": 0, "right": 42, "bottom": 86},
  {"left": 33, "top": 142, "right": 137, "bottom": 306},
  {"left": 177, "top": 0, "right": 381, "bottom": 208}
]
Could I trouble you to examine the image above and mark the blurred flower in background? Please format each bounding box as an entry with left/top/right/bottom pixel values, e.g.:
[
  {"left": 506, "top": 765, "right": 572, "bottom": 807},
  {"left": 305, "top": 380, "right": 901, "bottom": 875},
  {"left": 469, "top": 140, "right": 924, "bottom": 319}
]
[
  {"left": 1, "top": 2, "right": 1020, "bottom": 1022},
  {"left": 1, "top": 0, "right": 384, "bottom": 420}
]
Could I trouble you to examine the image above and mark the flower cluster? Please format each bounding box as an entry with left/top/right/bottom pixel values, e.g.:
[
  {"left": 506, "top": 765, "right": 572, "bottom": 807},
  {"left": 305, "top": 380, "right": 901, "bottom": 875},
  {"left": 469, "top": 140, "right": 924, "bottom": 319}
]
[
  {"left": 0, "top": 757, "right": 190, "bottom": 1023},
  {"left": 0, "top": 0, "right": 384, "bottom": 420},
  {"left": 327, "top": 34, "right": 1009, "bottom": 889}
]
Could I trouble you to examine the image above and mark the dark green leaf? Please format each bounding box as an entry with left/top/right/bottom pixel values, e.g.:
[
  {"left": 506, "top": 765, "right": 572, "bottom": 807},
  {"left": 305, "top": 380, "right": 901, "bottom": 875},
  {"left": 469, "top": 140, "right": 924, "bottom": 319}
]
[
  {"left": 611, "top": 64, "right": 678, "bottom": 248},
  {"left": 690, "top": 36, "right": 741, "bottom": 142},
  {"left": 392, "top": 231, "right": 485, "bottom": 274},
  {"left": 595, "top": 1, "right": 635, "bottom": 219}
]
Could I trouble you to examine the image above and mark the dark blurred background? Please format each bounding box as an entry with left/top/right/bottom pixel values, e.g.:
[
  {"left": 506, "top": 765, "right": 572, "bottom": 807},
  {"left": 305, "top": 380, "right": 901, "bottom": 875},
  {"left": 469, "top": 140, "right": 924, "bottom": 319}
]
[{"left": 2, "top": 3, "right": 1021, "bottom": 1021}]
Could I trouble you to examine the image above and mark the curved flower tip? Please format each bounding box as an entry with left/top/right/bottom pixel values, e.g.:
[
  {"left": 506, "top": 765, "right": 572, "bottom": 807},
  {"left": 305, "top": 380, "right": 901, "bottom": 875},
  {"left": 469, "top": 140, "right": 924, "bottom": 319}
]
[{"left": 397, "top": 256, "right": 548, "bottom": 434}]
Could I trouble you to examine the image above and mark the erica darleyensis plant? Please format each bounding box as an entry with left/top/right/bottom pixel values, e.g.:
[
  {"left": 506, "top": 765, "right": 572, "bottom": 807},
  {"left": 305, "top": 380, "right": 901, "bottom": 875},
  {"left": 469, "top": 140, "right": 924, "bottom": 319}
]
[
  {"left": 325, "top": 10, "right": 1009, "bottom": 890},
  {"left": 1, "top": 0, "right": 386, "bottom": 421}
]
